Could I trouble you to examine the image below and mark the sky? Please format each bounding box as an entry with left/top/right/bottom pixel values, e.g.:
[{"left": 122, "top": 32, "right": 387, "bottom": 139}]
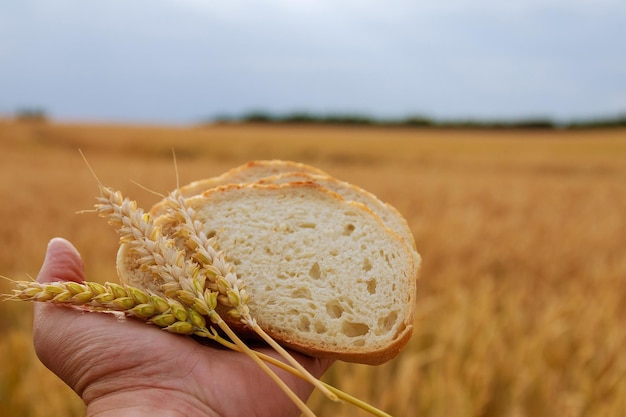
[{"left": 1, "top": 0, "right": 625, "bottom": 125}]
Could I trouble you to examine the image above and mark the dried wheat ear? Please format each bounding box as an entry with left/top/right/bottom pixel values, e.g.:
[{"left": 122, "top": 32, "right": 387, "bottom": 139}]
[{"left": 5, "top": 183, "right": 395, "bottom": 417}]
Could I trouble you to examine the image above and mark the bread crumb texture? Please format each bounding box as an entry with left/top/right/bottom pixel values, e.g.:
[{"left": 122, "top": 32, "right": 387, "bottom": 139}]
[{"left": 185, "top": 183, "right": 416, "bottom": 358}]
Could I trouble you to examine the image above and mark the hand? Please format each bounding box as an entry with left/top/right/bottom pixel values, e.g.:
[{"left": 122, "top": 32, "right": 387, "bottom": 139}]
[{"left": 33, "top": 238, "right": 333, "bottom": 417}]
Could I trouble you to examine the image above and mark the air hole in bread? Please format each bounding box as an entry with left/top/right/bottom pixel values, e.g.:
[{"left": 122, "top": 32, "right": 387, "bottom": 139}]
[
  {"left": 353, "top": 339, "right": 366, "bottom": 347},
  {"left": 309, "top": 262, "right": 322, "bottom": 279},
  {"left": 299, "top": 222, "right": 317, "bottom": 229},
  {"left": 291, "top": 287, "right": 312, "bottom": 300},
  {"left": 298, "top": 316, "right": 311, "bottom": 332},
  {"left": 377, "top": 311, "right": 399, "bottom": 335},
  {"left": 343, "top": 223, "right": 355, "bottom": 235},
  {"left": 362, "top": 257, "right": 372, "bottom": 272},
  {"left": 326, "top": 299, "right": 344, "bottom": 318},
  {"left": 275, "top": 223, "right": 292, "bottom": 233},
  {"left": 329, "top": 249, "right": 338, "bottom": 256},
  {"left": 314, "top": 321, "right": 327, "bottom": 334},
  {"left": 341, "top": 321, "right": 370, "bottom": 337},
  {"left": 366, "top": 279, "right": 377, "bottom": 294},
  {"left": 380, "top": 249, "right": 394, "bottom": 268}
]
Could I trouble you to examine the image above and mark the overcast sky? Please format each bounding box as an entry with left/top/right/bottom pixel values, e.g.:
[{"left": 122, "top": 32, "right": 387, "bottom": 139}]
[{"left": 1, "top": 0, "right": 625, "bottom": 124}]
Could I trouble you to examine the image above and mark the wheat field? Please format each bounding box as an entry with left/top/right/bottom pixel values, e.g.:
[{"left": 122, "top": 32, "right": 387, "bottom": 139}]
[{"left": 1, "top": 119, "right": 625, "bottom": 417}]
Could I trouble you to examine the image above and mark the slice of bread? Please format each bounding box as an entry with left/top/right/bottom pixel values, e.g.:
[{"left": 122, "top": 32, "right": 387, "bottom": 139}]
[{"left": 119, "top": 182, "right": 418, "bottom": 364}]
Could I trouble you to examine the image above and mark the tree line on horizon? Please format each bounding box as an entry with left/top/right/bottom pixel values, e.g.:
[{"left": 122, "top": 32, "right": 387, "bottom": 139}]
[
  {"left": 213, "top": 110, "right": 626, "bottom": 130},
  {"left": 8, "top": 107, "right": 626, "bottom": 129}
]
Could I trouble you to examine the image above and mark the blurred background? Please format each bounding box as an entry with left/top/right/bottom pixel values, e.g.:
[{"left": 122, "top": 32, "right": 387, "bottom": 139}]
[{"left": 1, "top": 1, "right": 625, "bottom": 417}]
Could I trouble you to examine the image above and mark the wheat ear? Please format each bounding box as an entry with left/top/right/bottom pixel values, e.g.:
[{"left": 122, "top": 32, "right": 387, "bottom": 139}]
[{"left": 8, "top": 279, "right": 203, "bottom": 334}]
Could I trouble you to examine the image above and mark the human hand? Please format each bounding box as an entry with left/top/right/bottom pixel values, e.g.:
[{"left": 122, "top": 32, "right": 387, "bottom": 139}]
[{"left": 33, "top": 238, "right": 333, "bottom": 417}]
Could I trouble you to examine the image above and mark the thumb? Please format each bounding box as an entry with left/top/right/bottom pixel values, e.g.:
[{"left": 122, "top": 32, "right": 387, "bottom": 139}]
[
  {"left": 33, "top": 238, "right": 90, "bottom": 389},
  {"left": 36, "top": 237, "right": 85, "bottom": 284}
]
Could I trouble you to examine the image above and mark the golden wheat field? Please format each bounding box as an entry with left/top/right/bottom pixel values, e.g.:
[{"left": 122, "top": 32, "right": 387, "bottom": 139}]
[{"left": 0, "top": 119, "right": 625, "bottom": 417}]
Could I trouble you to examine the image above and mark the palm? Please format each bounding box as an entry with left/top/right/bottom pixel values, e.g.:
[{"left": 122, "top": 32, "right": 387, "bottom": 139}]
[{"left": 33, "top": 238, "right": 330, "bottom": 417}]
